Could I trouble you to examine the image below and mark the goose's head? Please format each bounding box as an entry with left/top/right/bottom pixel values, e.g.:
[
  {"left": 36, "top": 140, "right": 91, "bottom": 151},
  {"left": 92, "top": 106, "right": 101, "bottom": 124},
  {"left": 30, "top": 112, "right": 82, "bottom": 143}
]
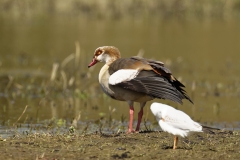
[{"left": 88, "top": 46, "right": 121, "bottom": 68}]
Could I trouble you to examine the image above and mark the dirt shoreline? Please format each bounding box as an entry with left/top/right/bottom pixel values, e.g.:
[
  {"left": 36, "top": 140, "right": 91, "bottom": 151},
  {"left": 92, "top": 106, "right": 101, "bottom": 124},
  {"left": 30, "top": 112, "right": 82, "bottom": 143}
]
[{"left": 0, "top": 130, "right": 239, "bottom": 159}]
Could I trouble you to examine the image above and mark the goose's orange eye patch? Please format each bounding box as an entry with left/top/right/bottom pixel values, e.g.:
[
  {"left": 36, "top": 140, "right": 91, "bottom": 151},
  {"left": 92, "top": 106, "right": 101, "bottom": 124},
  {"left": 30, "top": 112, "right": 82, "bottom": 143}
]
[{"left": 95, "top": 50, "right": 102, "bottom": 56}]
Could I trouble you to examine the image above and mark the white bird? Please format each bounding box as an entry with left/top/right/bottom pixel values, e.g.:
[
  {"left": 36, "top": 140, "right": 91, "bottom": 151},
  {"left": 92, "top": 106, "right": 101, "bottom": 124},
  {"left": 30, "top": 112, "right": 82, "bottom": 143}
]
[
  {"left": 150, "top": 102, "right": 202, "bottom": 149},
  {"left": 88, "top": 46, "right": 193, "bottom": 133}
]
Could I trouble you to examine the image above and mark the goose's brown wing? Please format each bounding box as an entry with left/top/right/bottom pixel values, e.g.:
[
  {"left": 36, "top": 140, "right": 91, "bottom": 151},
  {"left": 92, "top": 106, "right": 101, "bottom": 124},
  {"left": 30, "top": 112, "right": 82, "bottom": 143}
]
[{"left": 109, "top": 57, "right": 193, "bottom": 104}]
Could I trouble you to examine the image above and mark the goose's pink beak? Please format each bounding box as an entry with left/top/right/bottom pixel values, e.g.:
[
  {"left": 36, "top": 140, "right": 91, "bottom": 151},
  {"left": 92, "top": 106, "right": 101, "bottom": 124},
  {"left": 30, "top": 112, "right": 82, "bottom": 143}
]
[{"left": 88, "top": 58, "right": 98, "bottom": 68}]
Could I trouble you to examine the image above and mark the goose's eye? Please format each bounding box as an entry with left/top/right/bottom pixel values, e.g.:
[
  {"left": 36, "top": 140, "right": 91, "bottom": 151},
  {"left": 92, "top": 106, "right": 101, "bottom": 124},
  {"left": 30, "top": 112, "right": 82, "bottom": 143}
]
[{"left": 95, "top": 50, "right": 103, "bottom": 56}]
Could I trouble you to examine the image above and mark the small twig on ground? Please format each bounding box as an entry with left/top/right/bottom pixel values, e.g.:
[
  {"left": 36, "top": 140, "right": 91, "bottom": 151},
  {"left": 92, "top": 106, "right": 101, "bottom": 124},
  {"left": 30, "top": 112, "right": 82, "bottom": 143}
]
[
  {"left": 71, "top": 111, "right": 81, "bottom": 128},
  {"left": 50, "top": 63, "right": 59, "bottom": 81},
  {"left": 75, "top": 41, "right": 80, "bottom": 69},
  {"left": 137, "top": 49, "right": 144, "bottom": 57},
  {"left": 61, "top": 70, "right": 67, "bottom": 90},
  {"left": 5, "top": 75, "right": 14, "bottom": 90},
  {"left": 13, "top": 105, "right": 28, "bottom": 126},
  {"left": 61, "top": 54, "right": 75, "bottom": 68}
]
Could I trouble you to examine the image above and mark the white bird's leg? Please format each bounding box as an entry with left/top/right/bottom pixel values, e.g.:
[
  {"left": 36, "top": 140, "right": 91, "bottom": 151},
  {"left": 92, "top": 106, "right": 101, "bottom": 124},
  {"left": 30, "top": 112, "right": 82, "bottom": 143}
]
[
  {"left": 127, "top": 101, "right": 134, "bottom": 133},
  {"left": 173, "top": 136, "right": 178, "bottom": 149},
  {"left": 135, "top": 102, "right": 146, "bottom": 131}
]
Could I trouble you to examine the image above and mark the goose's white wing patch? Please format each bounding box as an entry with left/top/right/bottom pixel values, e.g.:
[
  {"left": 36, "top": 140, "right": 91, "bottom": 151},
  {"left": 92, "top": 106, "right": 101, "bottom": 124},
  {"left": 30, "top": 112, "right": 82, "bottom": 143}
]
[{"left": 109, "top": 69, "right": 139, "bottom": 85}]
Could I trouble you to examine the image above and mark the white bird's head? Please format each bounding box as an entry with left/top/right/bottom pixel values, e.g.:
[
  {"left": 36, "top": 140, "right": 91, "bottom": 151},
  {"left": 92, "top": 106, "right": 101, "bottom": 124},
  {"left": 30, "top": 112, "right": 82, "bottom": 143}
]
[
  {"left": 88, "top": 46, "right": 121, "bottom": 68},
  {"left": 150, "top": 102, "right": 164, "bottom": 121}
]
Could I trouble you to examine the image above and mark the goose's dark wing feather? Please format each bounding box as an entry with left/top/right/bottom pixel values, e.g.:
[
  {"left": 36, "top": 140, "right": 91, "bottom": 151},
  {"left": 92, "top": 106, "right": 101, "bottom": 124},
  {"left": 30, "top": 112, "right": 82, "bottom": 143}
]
[
  {"left": 109, "top": 57, "right": 193, "bottom": 104},
  {"left": 116, "top": 76, "right": 183, "bottom": 104}
]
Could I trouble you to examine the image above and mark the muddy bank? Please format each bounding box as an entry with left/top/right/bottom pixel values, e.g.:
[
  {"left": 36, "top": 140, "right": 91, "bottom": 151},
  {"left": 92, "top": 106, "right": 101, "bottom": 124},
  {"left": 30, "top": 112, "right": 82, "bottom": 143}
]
[{"left": 0, "top": 130, "right": 239, "bottom": 159}]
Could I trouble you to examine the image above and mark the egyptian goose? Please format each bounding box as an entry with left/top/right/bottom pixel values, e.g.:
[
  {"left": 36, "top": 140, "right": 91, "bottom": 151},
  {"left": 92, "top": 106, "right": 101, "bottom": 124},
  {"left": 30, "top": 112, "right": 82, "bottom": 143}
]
[
  {"left": 88, "top": 46, "right": 193, "bottom": 133},
  {"left": 150, "top": 102, "right": 202, "bottom": 149}
]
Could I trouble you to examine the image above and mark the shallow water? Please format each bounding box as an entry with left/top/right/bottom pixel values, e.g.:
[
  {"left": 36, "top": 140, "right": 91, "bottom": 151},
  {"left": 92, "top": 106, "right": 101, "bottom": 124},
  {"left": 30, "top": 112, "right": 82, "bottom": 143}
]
[{"left": 0, "top": 15, "right": 240, "bottom": 135}]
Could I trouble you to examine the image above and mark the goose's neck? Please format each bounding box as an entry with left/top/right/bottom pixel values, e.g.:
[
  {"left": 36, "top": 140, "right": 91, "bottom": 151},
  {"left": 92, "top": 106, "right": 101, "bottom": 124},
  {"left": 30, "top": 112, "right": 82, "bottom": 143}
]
[
  {"left": 99, "top": 64, "right": 109, "bottom": 82},
  {"left": 106, "top": 56, "right": 118, "bottom": 66}
]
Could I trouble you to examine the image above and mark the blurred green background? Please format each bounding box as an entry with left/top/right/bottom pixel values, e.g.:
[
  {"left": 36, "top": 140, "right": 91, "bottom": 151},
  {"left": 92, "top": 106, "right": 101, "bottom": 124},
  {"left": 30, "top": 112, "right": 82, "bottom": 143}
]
[{"left": 0, "top": 0, "right": 240, "bottom": 133}]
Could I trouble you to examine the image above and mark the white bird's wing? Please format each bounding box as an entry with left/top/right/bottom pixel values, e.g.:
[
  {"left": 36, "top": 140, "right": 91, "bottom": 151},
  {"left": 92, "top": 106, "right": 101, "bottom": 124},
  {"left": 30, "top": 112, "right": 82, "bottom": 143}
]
[{"left": 162, "top": 108, "right": 202, "bottom": 132}]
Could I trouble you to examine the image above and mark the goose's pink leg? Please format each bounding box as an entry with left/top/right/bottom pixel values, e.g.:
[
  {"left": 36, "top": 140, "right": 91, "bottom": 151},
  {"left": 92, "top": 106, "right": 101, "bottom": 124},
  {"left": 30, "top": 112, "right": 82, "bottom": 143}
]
[
  {"left": 135, "top": 108, "right": 143, "bottom": 131},
  {"left": 127, "top": 106, "right": 134, "bottom": 133}
]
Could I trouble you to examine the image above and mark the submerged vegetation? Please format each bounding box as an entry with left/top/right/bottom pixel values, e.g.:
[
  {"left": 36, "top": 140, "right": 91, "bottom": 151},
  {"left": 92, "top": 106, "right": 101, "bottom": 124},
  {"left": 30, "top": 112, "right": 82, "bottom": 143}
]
[
  {"left": 0, "top": 41, "right": 101, "bottom": 126},
  {"left": 0, "top": 43, "right": 84, "bottom": 96}
]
